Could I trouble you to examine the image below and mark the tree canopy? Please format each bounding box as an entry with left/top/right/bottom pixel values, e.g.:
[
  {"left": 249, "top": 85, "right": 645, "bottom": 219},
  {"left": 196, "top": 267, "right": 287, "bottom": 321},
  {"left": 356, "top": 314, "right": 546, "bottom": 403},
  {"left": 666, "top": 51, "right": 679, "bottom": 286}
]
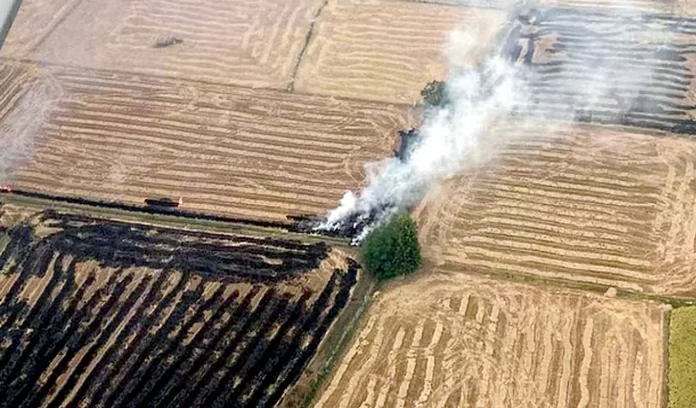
[
  {"left": 361, "top": 213, "right": 422, "bottom": 281},
  {"left": 421, "top": 80, "right": 447, "bottom": 107}
]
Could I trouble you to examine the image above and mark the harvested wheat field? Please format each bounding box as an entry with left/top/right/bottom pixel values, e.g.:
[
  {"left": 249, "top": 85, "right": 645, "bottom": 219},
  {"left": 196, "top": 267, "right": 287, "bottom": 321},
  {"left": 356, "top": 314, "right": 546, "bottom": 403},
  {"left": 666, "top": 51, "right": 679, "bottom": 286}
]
[
  {"left": 0, "top": 206, "right": 359, "bottom": 408},
  {"left": 315, "top": 272, "right": 667, "bottom": 408},
  {"left": 1, "top": 61, "right": 416, "bottom": 221},
  {"left": 2, "top": 0, "right": 325, "bottom": 89},
  {"left": 294, "top": 0, "right": 507, "bottom": 104},
  {"left": 414, "top": 123, "right": 696, "bottom": 297}
]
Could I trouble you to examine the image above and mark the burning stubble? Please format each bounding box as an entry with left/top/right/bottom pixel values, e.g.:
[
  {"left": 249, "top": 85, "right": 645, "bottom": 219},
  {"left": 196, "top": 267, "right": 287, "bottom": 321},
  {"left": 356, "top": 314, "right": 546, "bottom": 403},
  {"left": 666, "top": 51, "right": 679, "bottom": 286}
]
[{"left": 316, "top": 5, "right": 668, "bottom": 243}]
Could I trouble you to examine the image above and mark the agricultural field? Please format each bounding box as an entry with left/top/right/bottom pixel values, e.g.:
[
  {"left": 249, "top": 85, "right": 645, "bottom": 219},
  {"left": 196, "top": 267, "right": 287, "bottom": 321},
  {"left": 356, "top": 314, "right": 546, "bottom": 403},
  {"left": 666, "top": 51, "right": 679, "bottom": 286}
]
[
  {"left": 315, "top": 272, "right": 667, "bottom": 408},
  {"left": 503, "top": 8, "right": 696, "bottom": 134},
  {"left": 0, "top": 61, "right": 416, "bottom": 221},
  {"left": 2, "top": 0, "right": 696, "bottom": 406},
  {"left": 414, "top": 123, "right": 696, "bottom": 297},
  {"left": 0, "top": 205, "right": 359, "bottom": 408},
  {"left": 3, "top": 0, "right": 325, "bottom": 89},
  {"left": 311, "top": 4, "right": 696, "bottom": 407},
  {"left": 294, "top": 0, "right": 507, "bottom": 104}
]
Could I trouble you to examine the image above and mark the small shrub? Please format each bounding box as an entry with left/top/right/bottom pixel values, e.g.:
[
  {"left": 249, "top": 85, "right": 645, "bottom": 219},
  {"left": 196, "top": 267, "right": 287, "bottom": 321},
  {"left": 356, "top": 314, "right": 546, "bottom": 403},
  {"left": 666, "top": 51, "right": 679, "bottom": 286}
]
[
  {"left": 360, "top": 213, "right": 422, "bottom": 281},
  {"left": 421, "top": 80, "right": 447, "bottom": 107}
]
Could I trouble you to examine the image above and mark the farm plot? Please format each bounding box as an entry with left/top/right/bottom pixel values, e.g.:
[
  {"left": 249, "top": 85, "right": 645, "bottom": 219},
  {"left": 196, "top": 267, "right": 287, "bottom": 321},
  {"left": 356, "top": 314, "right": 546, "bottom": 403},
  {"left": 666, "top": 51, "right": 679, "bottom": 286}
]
[
  {"left": 414, "top": 123, "right": 696, "bottom": 297},
  {"left": 294, "top": 0, "right": 507, "bottom": 104},
  {"left": 3, "top": 61, "right": 416, "bottom": 221},
  {"left": 1, "top": 0, "right": 325, "bottom": 89},
  {"left": 315, "top": 272, "right": 666, "bottom": 408},
  {"left": 0, "top": 208, "right": 358, "bottom": 408},
  {"left": 502, "top": 8, "right": 696, "bottom": 135}
]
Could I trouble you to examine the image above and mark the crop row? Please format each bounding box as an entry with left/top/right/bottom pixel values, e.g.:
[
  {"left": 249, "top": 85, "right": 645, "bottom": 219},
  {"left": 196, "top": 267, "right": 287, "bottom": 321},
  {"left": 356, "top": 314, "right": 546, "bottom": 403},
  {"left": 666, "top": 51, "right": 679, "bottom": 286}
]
[
  {"left": 0, "top": 211, "right": 357, "bottom": 407},
  {"left": 503, "top": 8, "right": 696, "bottom": 134}
]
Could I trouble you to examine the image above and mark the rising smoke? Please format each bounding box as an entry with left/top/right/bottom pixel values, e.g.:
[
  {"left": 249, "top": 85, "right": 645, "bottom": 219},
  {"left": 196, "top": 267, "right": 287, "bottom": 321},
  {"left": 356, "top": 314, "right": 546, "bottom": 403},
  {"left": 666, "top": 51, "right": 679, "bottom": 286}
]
[
  {"left": 316, "top": 5, "right": 664, "bottom": 243},
  {"left": 315, "top": 19, "right": 528, "bottom": 243},
  {"left": 317, "top": 56, "right": 524, "bottom": 243},
  {"left": 0, "top": 71, "right": 60, "bottom": 184}
]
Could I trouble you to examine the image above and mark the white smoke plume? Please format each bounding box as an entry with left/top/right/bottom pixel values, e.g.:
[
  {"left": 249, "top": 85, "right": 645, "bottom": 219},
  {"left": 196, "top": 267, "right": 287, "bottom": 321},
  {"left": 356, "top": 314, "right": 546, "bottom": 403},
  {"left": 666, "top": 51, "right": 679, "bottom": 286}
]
[
  {"left": 316, "top": 5, "right": 665, "bottom": 243},
  {"left": 316, "top": 31, "right": 527, "bottom": 242}
]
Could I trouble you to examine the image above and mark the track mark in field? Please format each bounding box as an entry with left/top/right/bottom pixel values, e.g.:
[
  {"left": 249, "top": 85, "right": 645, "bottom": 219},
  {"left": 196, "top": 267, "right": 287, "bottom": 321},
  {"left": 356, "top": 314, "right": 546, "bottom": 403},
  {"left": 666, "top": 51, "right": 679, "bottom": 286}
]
[
  {"left": 287, "top": 0, "right": 330, "bottom": 92},
  {"left": 317, "top": 273, "right": 666, "bottom": 408}
]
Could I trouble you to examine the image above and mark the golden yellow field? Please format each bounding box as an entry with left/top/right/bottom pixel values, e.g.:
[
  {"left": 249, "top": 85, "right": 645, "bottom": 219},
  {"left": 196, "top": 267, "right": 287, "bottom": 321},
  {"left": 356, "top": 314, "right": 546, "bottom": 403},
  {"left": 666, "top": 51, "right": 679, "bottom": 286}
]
[
  {"left": 315, "top": 272, "right": 667, "bottom": 408},
  {"left": 0, "top": 61, "right": 417, "bottom": 220},
  {"left": 2, "top": 0, "right": 695, "bottom": 406},
  {"left": 414, "top": 124, "right": 696, "bottom": 297},
  {"left": 4, "top": 0, "right": 326, "bottom": 89},
  {"left": 295, "top": 0, "right": 507, "bottom": 104}
]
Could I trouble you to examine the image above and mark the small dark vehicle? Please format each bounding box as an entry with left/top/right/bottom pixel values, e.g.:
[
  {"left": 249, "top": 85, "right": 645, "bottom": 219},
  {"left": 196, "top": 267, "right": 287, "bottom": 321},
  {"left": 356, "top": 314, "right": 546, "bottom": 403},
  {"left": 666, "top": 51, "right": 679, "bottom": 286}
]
[
  {"left": 144, "top": 196, "right": 183, "bottom": 208},
  {"left": 154, "top": 36, "right": 183, "bottom": 48}
]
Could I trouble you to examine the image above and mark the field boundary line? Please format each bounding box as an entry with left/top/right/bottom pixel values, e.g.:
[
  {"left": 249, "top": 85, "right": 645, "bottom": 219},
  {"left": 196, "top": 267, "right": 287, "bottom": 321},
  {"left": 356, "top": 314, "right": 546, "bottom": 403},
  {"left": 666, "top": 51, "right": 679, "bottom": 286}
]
[{"left": 0, "top": 191, "right": 354, "bottom": 249}]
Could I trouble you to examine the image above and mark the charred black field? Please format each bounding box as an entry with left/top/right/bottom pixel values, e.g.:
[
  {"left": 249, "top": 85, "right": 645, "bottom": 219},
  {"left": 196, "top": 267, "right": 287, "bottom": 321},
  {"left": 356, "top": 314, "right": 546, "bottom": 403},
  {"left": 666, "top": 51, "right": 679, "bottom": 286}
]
[
  {"left": 0, "top": 204, "right": 358, "bottom": 408},
  {"left": 505, "top": 8, "right": 696, "bottom": 135}
]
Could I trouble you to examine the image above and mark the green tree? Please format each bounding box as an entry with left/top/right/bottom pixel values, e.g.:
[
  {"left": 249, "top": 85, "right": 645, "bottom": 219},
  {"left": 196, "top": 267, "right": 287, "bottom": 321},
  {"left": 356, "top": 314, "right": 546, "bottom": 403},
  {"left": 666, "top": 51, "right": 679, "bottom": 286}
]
[
  {"left": 421, "top": 80, "right": 447, "bottom": 107},
  {"left": 361, "top": 213, "right": 422, "bottom": 281}
]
